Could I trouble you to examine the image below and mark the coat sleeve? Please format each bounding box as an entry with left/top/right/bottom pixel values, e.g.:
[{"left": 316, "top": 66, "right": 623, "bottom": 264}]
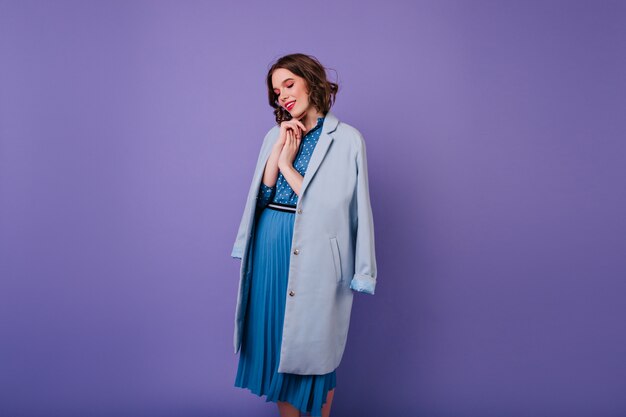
[
  {"left": 231, "top": 128, "right": 276, "bottom": 260},
  {"left": 230, "top": 175, "right": 256, "bottom": 260},
  {"left": 349, "top": 133, "right": 378, "bottom": 295}
]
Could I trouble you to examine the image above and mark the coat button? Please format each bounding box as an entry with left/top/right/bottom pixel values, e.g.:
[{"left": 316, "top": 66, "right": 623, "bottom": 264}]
[
  {"left": 293, "top": 249, "right": 299, "bottom": 255},
  {"left": 297, "top": 209, "right": 302, "bottom": 214},
  {"left": 289, "top": 290, "right": 295, "bottom": 296}
]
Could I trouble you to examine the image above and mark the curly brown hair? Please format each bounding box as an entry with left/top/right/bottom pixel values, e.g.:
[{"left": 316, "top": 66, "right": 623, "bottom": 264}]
[{"left": 266, "top": 53, "right": 339, "bottom": 125}]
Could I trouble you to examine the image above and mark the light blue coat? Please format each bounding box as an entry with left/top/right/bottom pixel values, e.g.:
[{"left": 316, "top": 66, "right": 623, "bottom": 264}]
[{"left": 231, "top": 110, "right": 378, "bottom": 375}]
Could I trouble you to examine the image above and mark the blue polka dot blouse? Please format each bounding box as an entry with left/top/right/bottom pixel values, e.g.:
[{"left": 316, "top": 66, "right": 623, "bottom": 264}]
[{"left": 256, "top": 116, "right": 325, "bottom": 209}]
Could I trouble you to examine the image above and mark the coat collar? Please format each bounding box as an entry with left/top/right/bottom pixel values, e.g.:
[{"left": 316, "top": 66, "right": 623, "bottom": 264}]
[
  {"left": 257, "top": 110, "right": 340, "bottom": 201},
  {"left": 300, "top": 110, "right": 339, "bottom": 197}
]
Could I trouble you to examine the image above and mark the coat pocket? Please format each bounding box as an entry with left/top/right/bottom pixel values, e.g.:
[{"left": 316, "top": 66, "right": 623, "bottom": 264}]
[{"left": 329, "top": 236, "right": 343, "bottom": 283}]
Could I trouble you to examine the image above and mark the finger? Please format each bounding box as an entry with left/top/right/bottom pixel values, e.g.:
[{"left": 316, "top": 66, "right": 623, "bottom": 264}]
[
  {"left": 296, "top": 121, "right": 305, "bottom": 134},
  {"left": 289, "top": 125, "right": 300, "bottom": 141},
  {"left": 288, "top": 121, "right": 304, "bottom": 138}
]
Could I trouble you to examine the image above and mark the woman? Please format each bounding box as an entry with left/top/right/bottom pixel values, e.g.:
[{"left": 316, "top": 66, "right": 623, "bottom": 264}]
[{"left": 231, "top": 53, "right": 378, "bottom": 417}]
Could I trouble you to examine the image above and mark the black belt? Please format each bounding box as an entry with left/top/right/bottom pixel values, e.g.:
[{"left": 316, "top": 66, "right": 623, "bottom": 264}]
[{"left": 266, "top": 202, "right": 297, "bottom": 213}]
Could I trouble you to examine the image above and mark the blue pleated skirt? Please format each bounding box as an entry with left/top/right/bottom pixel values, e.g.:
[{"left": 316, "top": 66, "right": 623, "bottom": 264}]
[{"left": 234, "top": 206, "right": 337, "bottom": 416}]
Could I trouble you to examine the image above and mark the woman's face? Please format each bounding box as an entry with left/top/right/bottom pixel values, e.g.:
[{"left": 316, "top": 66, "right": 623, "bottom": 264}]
[{"left": 272, "top": 68, "right": 311, "bottom": 119}]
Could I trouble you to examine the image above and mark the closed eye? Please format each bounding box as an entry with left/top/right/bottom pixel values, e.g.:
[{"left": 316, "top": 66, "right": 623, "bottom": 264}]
[{"left": 274, "top": 83, "right": 295, "bottom": 97}]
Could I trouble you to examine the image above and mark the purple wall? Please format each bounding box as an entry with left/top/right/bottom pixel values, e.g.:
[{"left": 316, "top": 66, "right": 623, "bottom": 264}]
[{"left": 1, "top": 1, "right": 625, "bottom": 416}]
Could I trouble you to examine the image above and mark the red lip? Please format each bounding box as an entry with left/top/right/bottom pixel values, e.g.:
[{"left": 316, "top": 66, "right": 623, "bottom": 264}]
[{"left": 285, "top": 101, "right": 295, "bottom": 111}]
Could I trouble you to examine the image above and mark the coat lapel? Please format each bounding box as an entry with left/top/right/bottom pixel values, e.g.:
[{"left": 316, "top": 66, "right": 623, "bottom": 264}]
[{"left": 300, "top": 111, "right": 340, "bottom": 198}]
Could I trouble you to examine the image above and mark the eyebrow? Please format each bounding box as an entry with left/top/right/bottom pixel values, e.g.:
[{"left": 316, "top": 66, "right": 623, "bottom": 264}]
[{"left": 273, "top": 78, "right": 295, "bottom": 91}]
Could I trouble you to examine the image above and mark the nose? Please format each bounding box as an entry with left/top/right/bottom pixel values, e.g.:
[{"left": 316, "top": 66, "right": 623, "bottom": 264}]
[{"left": 278, "top": 89, "right": 291, "bottom": 104}]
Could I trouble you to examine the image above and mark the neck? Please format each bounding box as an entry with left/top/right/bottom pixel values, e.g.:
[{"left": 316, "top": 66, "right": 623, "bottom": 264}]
[{"left": 299, "top": 109, "right": 325, "bottom": 131}]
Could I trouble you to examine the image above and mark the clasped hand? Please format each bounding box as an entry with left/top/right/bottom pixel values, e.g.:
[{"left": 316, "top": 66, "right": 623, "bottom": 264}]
[{"left": 275, "top": 119, "right": 307, "bottom": 171}]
